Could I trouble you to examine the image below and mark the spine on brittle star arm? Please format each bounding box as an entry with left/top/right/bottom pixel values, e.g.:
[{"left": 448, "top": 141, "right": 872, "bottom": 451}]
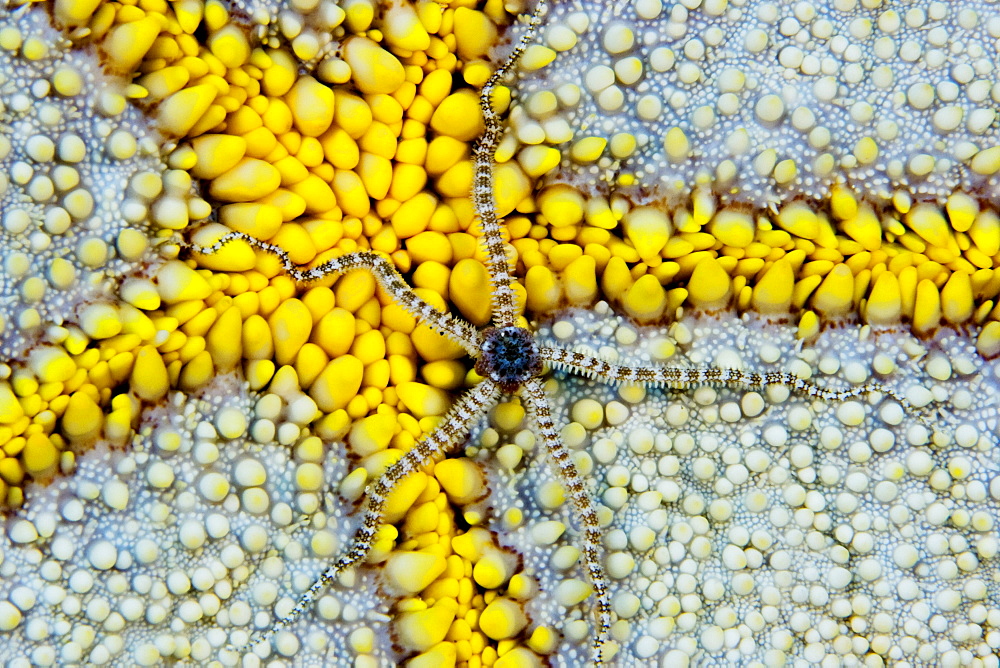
[
  {"left": 521, "top": 377, "right": 612, "bottom": 666},
  {"left": 472, "top": 1, "right": 548, "bottom": 328},
  {"left": 187, "top": 231, "right": 482, "bottom": 354},
  {"left": 539, "top": 347, "right": 922, "bottom": 413},
  {"left": 239, "top": 379, "right": 501, "bottom": 654}
]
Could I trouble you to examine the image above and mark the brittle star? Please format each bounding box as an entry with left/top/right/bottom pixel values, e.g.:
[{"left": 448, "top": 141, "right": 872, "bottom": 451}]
[{"left": 188, "top": 3, "right": 925, "bottom": 664}]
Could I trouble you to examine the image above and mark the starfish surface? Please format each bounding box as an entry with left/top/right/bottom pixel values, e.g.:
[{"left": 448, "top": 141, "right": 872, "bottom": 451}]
[{"left": 190, "top": 4, "right": 928, "bottom": 663}]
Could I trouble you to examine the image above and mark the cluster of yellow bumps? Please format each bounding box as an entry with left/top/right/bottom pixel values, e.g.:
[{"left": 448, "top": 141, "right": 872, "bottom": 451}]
[{"left": 2, "top": 0, "right": 1000, "bottom": 664}]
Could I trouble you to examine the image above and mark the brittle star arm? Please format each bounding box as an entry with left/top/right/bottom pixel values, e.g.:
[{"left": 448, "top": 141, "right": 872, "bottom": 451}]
[
  {"left": 472, "top": 1, "right": 547, "bottom": 329},
  {"left": 240, "top": 378, "right": 502, "bottom": 654},
  {"left": 521, "top": 376, "right": 612, "bottom": 666},
  {"left": 188, "top": 231, "right": 482, "bottom": 355},
  {"left": 540, "top": 346, "right": 922, "bottom": 411}
]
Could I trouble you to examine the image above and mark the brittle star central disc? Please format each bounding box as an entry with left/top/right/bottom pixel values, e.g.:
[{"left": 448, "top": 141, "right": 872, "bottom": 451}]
[{"left": 476, "top": 326, "right": 543, "bottom": 392}]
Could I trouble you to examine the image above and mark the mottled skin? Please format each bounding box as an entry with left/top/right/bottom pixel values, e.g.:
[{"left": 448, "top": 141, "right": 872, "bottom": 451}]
[{"left": 191, "top": 2, "right": 923, "bottom": 664}]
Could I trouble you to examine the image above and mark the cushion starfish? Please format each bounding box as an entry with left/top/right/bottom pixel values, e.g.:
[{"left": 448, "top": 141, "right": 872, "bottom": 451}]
[{"left": 190, "top": 3, "right": 921, "bottom": 663}]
